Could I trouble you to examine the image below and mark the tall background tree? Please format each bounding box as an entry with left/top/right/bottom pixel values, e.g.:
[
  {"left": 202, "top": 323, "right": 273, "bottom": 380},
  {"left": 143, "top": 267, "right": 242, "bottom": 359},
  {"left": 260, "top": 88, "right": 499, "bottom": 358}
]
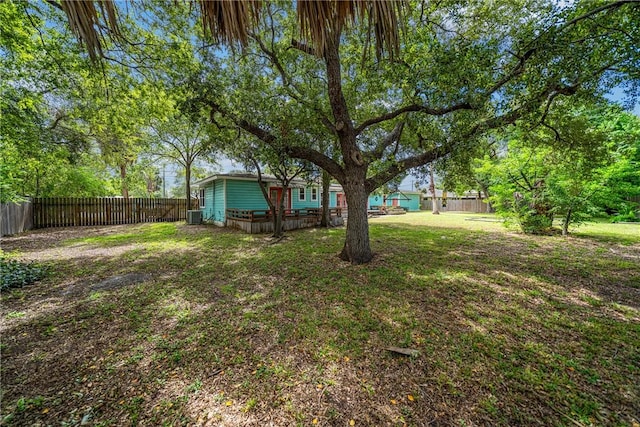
[
  {"left": 1, "top": 1, "right": 210, "bottom": 201},
  {"left": 467, "top": 103, "right": 640, "bottom": 233},
  {"left": 0, "top": 0, "right": 113, "bottom": 200},
  {"left": 148, "top": 111, "right": 217, "bottom": 204}
]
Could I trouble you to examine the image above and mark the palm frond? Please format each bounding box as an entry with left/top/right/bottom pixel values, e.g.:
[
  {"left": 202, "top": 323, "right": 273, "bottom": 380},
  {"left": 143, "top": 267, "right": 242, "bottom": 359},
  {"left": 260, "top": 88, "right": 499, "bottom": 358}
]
[
  {"left": 59, "top": 0, "right": 404, "bottom": 61},
  {"left": 59, "top": 0, "right": 120, "bottom": 61},
  {"left": 297, "top": 0, "right": 404, "bottom": 58},
  {"left": 198, "top": 0, "right": 262, "bottom": 47}
]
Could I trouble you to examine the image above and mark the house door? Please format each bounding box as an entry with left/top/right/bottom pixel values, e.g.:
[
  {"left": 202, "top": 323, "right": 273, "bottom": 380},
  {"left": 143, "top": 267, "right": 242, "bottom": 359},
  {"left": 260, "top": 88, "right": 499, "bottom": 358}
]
[
  {"left": 336, "top": 193, "right": 347, "bottom": 208},
  {"left": 269, "top": 188, "right": 291, "bottom": 210},
  {"left": 392, "top": 198, "right": 399, "bottom": 207}
]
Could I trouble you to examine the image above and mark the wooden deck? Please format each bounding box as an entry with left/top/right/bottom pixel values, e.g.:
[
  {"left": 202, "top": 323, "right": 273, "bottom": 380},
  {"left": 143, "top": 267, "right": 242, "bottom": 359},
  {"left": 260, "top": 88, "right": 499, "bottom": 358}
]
[{"left": 226, "top": 208, "right": 344, "bottom": 234}]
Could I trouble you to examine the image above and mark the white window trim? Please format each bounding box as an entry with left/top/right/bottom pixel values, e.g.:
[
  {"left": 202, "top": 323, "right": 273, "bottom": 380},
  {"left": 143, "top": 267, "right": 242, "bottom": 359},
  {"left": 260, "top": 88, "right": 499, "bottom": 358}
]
[
  {"left": 199, "top": 189, "right": 205, "bottom": 208},
  {"left": 299, "top": 187, "right": 306, "bottom": 201},
  {"left": 311, "top": 187, "right": 318, "bottom": 201}
]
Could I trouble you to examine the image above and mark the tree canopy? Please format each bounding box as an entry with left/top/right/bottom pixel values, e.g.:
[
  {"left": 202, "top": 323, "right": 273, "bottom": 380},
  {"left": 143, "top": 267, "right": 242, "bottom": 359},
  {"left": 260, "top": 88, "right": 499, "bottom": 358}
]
[
  {"left": 183, "top": 0, "right": 639, "bottom": 262},
  {"left": 3, "top": 0, "right": 639, "bottom": 263}
]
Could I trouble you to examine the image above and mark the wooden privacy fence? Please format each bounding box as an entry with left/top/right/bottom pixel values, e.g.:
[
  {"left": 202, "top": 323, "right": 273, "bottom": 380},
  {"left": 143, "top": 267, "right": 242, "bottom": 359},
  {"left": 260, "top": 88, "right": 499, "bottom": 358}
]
[
  {"left": 32, "top": 197, "right": 196, "bottom": 229},
  {"left": 422, "top": 198, "right": 491, "bottom": 213},
  {"left": 1, "top": 200, "right": 33, "bottom": 236}
]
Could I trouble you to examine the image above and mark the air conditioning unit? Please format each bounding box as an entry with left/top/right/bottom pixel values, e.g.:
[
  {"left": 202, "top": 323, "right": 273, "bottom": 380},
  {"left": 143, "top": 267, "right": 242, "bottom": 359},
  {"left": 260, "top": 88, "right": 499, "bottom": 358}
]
[{"left": 187, "top": 210, "right": 202, "bottom": 225}]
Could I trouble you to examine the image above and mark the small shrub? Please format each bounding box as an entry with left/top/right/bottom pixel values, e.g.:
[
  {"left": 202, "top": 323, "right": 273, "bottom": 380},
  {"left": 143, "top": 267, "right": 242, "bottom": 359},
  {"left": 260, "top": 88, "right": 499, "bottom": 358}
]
[
  {"left": 610, "top": 207, "right": 639, "bottom": 223},
  {"left": 517, "top": 210, "right": 554, "bottom": 234},
  {"left": 0, "top": 257, "right": 48, "bottom": 291}
]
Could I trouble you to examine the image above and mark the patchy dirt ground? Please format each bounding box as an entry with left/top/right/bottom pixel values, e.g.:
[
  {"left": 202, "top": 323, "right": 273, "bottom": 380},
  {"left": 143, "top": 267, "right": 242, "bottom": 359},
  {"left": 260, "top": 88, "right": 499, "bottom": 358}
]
[{"left": 1, "top": 221, "right": 639, "bottom": 426}]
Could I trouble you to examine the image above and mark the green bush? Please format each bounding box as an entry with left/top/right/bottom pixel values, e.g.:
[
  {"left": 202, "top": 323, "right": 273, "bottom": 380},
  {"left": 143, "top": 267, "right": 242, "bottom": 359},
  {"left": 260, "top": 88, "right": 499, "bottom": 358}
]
[
  {"left": 0, "top": 257, "right": 48, "bottom": 291},
  {"left": 610, "top": 204, "right": 640, "bottom": 223},
  {"left": 519, "top": 213, "right": 554, "bottom": 234}
]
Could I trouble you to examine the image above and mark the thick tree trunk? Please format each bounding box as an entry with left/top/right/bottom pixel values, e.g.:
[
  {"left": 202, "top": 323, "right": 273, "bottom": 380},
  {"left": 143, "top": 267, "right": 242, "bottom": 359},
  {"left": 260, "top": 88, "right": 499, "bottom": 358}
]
[
  {"left": 323, "top": 34, "right": 374, "bottom": 263},
  {"left": 273, "top": 185, "right": 287, "bottom": 238},
  {"left": 339, "top": 179, "right": 373, "bottom": 264},
  {"left": 268, "top": 203, "right": 277, "bottom": 236},
  {"left": 273, "top": 207, "right": 283, "bottom": 237},
  {"left": 120, "top": 164, "right": 129, "bottom": 198},
  {"left": 320, "top": 169, "right": 331, "bottom": 227}
]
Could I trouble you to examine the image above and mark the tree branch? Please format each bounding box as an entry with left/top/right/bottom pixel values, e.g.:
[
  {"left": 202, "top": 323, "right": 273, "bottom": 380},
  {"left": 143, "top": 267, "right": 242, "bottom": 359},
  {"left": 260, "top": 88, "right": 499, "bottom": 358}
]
[
  {"left": 250, "top": 33, "right": 336, "bottom": 135},
  {"left": 291, "top": 39, "right": 316, "bottom": 56},
  {"left": 286, "top": 146, "right": 346, "bottom": 184},
  {"left": 564, "top": 1, "right": 638, "bottom": 28},
  {"left": 365, "top": 143, "right": 453, "bottom": 193},
  {"left": 206, "top": 98, "right": 345, "bottom": 182},
  {"left": 364, "top": 121, "right": 405, "bottom": 162},
  {"left": 251, "top": 156, "right": 277, "bottom": 213},
  {"left": 355, "top": 102, "right": 472, "bottom": 134},
  {"left": 323, "top": 34, "right": 356, "bottom": 158}
]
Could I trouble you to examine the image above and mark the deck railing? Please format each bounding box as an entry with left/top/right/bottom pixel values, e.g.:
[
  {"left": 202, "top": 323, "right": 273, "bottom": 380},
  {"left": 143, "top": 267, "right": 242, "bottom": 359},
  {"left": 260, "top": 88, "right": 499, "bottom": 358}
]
[{"left": 226, "top": 208, "right": 342, "bottom": 223}]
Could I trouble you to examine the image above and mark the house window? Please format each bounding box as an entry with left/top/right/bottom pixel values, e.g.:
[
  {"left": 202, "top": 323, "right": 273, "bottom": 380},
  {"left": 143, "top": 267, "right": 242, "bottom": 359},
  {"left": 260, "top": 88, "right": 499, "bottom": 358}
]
[
  {"left": 299, "top": 188, "right": 306, "bottom": 201},
  {"left": 311, "top": 188, "right": 318, "bottom": 201},
  {"left": 199, "top": 189, "right": 205, "bottom": 208}
]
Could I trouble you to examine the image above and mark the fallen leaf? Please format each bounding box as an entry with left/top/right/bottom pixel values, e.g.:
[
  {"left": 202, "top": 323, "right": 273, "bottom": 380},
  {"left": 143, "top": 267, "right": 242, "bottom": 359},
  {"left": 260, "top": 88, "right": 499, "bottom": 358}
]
[
  {"left": 42, "top": 408, "right": 50, "bottom": 414},
  {"left": 391, "top": 399, "right": 398, "bottom": 405},
  {"left": 407, "top": 395, "right": 415, "bottom": 402},
  {"left": 225, "top": 400, "right": 233, "bottom": 406},
  {"left": 316, "top": 384, "right": 323, "bottom": 390},
  {"left": 343, "top": 356, "right": 350, "bottom": 362},
  {"left": 312, "top": 418, "right": 318, "bottom": 424},
  {"left": 349, "top": 420, "right": 355, "bottom": 426}
]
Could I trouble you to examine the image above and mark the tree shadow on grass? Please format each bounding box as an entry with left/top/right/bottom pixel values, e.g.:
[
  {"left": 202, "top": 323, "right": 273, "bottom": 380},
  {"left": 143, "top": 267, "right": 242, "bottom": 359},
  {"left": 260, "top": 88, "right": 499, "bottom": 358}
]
[{"left": 1, "top": 222, "right": 639, "bottom": 426}]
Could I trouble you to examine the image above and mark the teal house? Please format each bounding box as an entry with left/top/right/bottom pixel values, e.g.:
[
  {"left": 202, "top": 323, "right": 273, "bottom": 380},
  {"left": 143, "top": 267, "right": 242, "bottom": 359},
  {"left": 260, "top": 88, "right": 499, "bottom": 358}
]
[
  {"left": 368, "top": 194, "right": 385, "bottom": 209},
  {"left": 386, "top": 191, "right": 422, "bottom": 211},
  {"left": 195, "top": 174, "right": 345, "bottom": 232},
  {"left": 367, "top": 191, "right": 422, "bottom": 212}
]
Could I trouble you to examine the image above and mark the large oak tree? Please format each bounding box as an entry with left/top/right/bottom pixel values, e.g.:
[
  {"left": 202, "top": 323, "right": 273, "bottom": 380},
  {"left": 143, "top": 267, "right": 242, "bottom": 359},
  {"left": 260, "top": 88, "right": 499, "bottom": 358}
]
[{"left": 55, "top": 0, "right": 639, "bottom": 263}]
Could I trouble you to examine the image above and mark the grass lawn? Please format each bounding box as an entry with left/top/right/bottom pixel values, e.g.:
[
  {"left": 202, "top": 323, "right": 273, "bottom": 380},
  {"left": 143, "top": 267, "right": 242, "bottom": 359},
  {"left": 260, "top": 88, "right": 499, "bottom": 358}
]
[{"left": 1, "top": 212, "right": 638, "bottom": 426}]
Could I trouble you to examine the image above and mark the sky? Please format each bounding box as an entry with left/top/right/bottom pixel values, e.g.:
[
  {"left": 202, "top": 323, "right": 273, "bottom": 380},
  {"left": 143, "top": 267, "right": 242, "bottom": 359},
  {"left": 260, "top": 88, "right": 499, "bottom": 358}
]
[{"left": 607, "top": 87, "right": 640, "bottom": 116}]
